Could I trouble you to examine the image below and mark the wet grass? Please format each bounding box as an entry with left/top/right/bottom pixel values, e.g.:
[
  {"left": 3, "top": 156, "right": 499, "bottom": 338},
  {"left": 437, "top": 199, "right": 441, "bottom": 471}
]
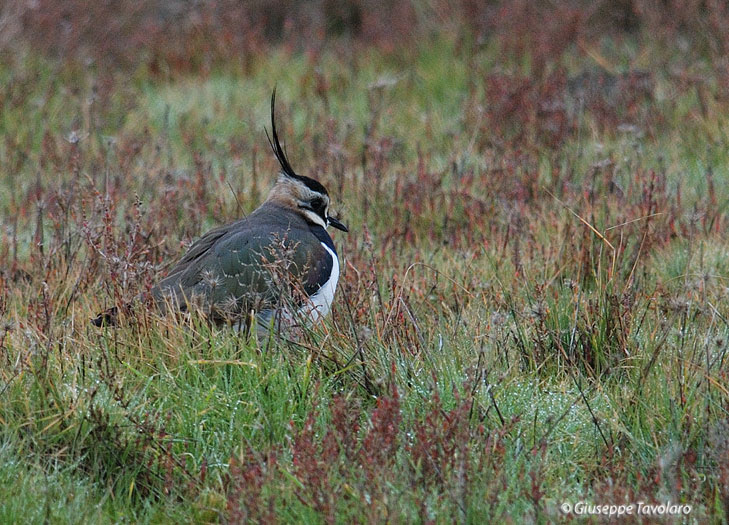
[{"left": 2, "top": 2, "right": 729, "bottom": 522}]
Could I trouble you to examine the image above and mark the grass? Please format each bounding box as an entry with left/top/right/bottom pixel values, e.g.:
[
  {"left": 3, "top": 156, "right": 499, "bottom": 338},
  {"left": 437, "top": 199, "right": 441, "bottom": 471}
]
[{"left": 3, "top": 2, "right": 729, "bottom": 522}]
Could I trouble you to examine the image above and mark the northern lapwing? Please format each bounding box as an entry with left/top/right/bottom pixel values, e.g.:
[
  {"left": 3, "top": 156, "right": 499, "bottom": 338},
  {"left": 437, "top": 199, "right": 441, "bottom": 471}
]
[{"left": 93, "top": 91, "right": 348, "bottom": 333}]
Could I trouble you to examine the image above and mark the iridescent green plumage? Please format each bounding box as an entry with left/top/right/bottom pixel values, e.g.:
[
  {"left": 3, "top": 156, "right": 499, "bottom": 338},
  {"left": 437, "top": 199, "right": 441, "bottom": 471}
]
[{"left": 151, "top": 203, "right": 334, "bottom": 323}]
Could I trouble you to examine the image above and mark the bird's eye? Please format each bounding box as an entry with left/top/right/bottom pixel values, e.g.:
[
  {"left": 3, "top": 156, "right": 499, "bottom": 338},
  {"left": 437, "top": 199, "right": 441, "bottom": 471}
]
[{"left": 310, "top": 197, "right": 325, "bottom": 213}]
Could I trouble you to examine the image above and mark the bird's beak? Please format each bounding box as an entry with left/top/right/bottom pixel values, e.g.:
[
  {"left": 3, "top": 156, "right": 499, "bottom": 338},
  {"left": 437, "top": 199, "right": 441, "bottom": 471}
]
[{"left": 328, "top": 216, "right": 349, "bottom": 232}]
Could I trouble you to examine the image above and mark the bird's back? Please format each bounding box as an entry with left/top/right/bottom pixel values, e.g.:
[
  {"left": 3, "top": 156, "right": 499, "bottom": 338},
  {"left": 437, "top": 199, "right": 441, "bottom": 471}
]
[{"left": 151, "top": 202, "right": 335, "bottom": 326}]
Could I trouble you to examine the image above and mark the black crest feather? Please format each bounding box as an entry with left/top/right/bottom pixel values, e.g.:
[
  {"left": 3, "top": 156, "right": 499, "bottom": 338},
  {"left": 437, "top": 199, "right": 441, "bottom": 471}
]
[{"left": 266, "top": 89, "right": 328, "bottom": 195}]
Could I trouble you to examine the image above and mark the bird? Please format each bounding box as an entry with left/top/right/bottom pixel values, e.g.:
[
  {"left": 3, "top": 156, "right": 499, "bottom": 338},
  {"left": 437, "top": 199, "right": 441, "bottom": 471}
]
[{"left": 93, "top": 91, "right": 348, "bottom": 334}]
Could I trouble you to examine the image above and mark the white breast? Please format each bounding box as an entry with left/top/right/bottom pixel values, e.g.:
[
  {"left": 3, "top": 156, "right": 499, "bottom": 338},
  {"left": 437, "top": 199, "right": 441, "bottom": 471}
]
[
  {"left": 237, "top": 242, "right": 340, "bottom": 335},
  {"left": 301, "top": 242, "right": 340, "bottom": 323}
]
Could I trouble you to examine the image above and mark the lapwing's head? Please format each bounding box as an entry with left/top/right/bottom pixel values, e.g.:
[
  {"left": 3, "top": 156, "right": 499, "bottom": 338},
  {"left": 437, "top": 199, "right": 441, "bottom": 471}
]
[{"left": 265, "top": 91, "right": 348, "bottom": 233}]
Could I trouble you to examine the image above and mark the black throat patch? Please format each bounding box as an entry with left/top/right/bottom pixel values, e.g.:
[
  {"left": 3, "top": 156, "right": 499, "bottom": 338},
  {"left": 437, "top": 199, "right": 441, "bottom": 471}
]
[{"left": 309, "top": 225, "right": 336, "bottom": 254}]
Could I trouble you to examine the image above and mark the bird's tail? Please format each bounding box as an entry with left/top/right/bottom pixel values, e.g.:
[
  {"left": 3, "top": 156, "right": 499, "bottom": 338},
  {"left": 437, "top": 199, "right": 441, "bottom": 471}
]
[
  {"left": 91, "top": 299, "right": 142, "bottom": 326},
  {"left": 91, "top": 305, "right": 120, "bottom": 327}
]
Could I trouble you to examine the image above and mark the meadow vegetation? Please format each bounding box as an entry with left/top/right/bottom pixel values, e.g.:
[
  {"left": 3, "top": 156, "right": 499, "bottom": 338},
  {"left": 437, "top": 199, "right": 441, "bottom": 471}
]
[{"left": 2, "top": 1, "right": 729, "bottom": 522}]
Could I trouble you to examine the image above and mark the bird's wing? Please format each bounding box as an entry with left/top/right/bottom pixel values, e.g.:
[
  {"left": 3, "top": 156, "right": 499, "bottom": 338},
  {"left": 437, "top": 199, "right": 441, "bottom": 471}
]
[
  {"left": 168, "top": 219, "right": 246, "bottom": 272},
  {"left": 152, "top": 225, "right": 333, "bottom": 319}
]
